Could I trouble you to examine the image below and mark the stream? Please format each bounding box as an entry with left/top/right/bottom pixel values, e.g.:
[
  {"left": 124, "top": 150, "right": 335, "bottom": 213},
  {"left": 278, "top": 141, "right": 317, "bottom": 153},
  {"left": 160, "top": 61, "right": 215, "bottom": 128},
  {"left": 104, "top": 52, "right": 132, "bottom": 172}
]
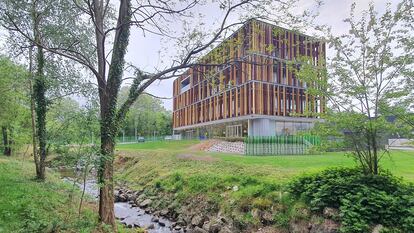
[{"left": 59, "top": 168, "right": 175, "bottom": 233}]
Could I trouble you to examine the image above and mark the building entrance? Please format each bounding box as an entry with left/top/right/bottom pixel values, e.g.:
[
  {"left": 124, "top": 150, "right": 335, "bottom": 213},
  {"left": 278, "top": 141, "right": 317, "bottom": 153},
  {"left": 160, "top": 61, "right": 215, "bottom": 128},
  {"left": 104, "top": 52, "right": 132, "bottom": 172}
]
[{"left": 226, "top": 124, "right": 242, "bottom": 137}]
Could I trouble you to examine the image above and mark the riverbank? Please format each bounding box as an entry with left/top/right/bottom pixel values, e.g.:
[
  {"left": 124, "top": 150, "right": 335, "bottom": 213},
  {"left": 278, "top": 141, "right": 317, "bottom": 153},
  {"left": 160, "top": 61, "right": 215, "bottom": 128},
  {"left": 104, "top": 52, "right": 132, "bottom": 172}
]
[
  {"left": 114, "top": 140, "right": 414, "bottom": 232},
  {"left": 0, "top": 157, "right": 135, "bottom": 233},
  {"left": 0, "top": 157, "right": 97, "bottom": 232}
]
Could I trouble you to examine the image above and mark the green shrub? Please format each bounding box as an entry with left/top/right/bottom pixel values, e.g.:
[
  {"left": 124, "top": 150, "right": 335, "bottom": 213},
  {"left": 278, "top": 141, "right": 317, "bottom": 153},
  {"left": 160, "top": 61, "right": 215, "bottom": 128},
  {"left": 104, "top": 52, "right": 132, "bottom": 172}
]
[
  {"left": 287, "top": 168, "right": 414, "bottom": 233},
  {"left": 288, "top": 168, "right": 361, "bottom": 210},
  {"left": 340, "top": 187, "right": 401, "bottom": 233}
]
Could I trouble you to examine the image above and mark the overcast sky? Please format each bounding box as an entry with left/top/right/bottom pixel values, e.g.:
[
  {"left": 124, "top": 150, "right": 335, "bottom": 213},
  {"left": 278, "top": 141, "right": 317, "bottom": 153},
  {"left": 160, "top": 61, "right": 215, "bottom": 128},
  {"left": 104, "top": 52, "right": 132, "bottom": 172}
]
[
  {"left": 126, "top": 0, "right": 395, "bottom": 111},
  {"left": 0, "top": 0, "right": 397, "bottom": 111}
]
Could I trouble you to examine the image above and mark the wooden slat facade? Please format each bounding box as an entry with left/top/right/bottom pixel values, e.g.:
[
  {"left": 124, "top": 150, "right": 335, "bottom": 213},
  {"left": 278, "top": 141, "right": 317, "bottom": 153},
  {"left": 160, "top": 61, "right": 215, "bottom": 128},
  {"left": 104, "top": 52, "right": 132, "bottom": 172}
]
[{"left": 173, "top": 20, "right": 326, "bottom": 129}]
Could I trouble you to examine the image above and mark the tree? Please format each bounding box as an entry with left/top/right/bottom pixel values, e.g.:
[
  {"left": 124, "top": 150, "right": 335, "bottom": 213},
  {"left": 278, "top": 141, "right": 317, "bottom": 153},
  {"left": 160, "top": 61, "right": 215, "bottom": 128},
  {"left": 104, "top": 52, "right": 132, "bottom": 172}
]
[
  {"left": 0, "top": 56, "right": 30, "bottom": 156},
  {"left": 3, "top": 0, "right": 322, "bottom": 227},
  {"left": 47, "top": 97, "right": 100, "bottom": 147},
  {"left": 301, "top": 1, "right": 414, "bottom": 175},
  {"left": 45, "top": 97, "right": 101, "bottom": 220},
  {"left": 118, "top": 87, "right": 172, "bottom": 138},
  {"left": 1, "top": 0, "right": 94, "bottom": 179}
]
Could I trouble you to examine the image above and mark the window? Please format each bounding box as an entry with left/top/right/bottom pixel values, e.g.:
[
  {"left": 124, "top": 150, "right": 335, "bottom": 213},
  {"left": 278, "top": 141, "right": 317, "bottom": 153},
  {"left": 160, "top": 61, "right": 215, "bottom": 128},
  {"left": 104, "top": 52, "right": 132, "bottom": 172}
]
[
  {"left": 235, "top": 62, "right": 241, "bottom": 84},
  {"left": 180, "top": 75, "right": 191, "bottom": 93},
  {"left": 226, "top": 124, "right": 242, "bottom": 137},
  {"left": 274, "top": 96, "right": 279, "bottom": 112},
  {"left": 273, "top": 63, "right": 279, "bottom": 83}
]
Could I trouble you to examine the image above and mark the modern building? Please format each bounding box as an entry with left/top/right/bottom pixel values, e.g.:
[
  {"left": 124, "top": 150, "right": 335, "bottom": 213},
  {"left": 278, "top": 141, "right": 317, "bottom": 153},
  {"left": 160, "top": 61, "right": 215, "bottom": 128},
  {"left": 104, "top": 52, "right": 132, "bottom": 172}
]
[{"left": 173, "top": 19, "right": 326, "bottom": 139}]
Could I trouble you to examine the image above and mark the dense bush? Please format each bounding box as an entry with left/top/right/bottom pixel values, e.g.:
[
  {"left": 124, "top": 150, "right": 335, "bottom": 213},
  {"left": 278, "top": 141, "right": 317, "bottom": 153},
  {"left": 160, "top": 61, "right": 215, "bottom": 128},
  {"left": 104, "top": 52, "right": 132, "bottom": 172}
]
[{"left": 287, "top": 168, "right": 414, "bottom": 233}]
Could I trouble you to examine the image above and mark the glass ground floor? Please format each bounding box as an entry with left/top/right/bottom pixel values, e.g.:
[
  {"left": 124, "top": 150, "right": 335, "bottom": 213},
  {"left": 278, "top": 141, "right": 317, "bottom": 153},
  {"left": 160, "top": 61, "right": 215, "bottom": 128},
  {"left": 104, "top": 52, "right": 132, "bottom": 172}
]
[{"left": 173, "top": 116, "right": 319, "bottom": 139}]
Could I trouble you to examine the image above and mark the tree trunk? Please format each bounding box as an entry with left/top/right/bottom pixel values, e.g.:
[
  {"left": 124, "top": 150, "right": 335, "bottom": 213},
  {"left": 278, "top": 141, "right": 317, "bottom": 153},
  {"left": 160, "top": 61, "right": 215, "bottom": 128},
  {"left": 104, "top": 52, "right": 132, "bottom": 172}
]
[
  {"left": 95, "top": 0, "right": 131, "bottom": 228},
  {"left": 33, "top": 43, "right": 47, "bottom": 180},
  {"left": 29, "top": 46, "right": 40, "bottom": 175},
  {"left": 29, "top": 1, "right": 47, "bottom": 180},
  {"left": 98, "top": 113, "right": 116, "bottom": 227},
  {"left": 97, "top": 91, "right": 116, "bottom": 227},
  {"left": 371, "top": 130, "right": 379, "bottom": 175},
  {"left": 2, "top": 126, "right": 11, "bottom": 156}
]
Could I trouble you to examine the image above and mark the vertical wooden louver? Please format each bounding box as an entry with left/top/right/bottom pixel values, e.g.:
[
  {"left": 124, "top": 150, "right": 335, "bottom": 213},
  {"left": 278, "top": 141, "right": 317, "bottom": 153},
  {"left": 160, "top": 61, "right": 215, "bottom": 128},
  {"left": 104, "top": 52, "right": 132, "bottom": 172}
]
[{"left": 173, "top": 19, "right": 326, "bottom": 129}]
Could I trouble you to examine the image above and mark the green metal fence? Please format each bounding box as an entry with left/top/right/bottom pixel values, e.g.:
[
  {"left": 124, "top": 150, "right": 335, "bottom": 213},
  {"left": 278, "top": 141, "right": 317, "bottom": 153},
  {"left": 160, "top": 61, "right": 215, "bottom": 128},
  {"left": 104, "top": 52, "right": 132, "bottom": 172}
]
[
  {"left": 115, "top": 136, "right": 167, "bottom": 143},
  {"left": 244, "top": 135, "right": 321, "bottom": 155}
]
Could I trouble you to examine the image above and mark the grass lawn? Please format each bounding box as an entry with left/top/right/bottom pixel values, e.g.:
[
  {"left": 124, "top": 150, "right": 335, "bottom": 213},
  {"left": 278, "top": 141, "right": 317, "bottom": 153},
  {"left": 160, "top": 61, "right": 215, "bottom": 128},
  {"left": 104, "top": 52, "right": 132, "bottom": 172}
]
[
  {"left": 117, "top": 140, "right": 199, "bottom": 151},
  {"left": 116, "top": 140, "right": 414, "bottom": 183},
  {"left": 210, "top": 150, "right": 414, "bottom": 182}
]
